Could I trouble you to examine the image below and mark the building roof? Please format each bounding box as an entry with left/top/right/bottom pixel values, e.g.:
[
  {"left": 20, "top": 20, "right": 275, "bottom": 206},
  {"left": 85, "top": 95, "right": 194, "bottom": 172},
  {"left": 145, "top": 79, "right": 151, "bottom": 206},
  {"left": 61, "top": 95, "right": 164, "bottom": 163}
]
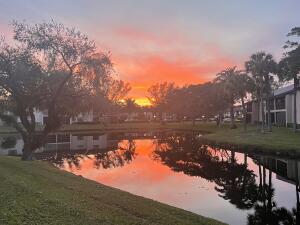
[{"left": 273, "top": 84, "right": 294, "bottom": 97}]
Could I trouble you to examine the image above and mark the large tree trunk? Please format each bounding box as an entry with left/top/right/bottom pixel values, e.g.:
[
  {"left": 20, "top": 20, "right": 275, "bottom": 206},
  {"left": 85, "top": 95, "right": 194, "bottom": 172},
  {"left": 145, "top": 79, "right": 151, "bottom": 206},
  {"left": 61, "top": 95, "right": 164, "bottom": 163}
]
[
  {"left": 293, "top": 77, "right": 298, "bottom": 133},
  {"left": 241, "top": 97, "right": 247, "bottom": 131},
  {"left": 21, "top": 139, "right": 34, "bottom": 161},
  {"left": 21, "top": 131, "right": 45, "bottom": 161}
]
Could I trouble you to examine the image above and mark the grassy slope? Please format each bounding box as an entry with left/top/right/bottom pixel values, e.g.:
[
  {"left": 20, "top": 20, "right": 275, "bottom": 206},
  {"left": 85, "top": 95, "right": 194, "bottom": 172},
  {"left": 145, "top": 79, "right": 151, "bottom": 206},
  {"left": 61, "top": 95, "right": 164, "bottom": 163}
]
[
  {"left": 168, "top": 122, "right": 300, "bottom": 154},
  {"left": 201, "top": 124, "right": 300, "bottom": 152},
  {"left": 0, "top": 156, "right": 224, "bottom": 225}
]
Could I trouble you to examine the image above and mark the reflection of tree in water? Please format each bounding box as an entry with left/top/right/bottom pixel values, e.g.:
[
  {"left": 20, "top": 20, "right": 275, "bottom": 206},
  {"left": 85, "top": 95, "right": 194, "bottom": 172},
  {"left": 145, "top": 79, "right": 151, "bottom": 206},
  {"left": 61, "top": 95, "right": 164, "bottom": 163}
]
[
  {"left": 153, "top": 133, "right": 228, "bottom": 181},
  {"left": 248, "top": 159, "right": 297, "bottom": 225},
  {"left": 154, "top": 133, "right": 257, "bottom": 209},
  {"left": 214, "top": 155, "right": 258, "bottom": 210},
  {"left": 94, "top": 139, "right": 136, "bottom": 169},
  {"left": 39, "top": 139, "right": 136, "bottom": 170},
  {"left": 39, "top": 152, "right": 87, "bottom": 169},
  {"left": 154, "top": 133, "right": 299, "bottom": 223}
]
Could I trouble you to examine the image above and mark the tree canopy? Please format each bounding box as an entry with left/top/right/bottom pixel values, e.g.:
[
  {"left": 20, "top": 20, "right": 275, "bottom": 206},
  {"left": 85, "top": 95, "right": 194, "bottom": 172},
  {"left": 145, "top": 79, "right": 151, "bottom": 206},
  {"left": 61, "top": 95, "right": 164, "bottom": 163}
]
[{"left": 0, "top": 21, "right": 117, "bottom": 159}]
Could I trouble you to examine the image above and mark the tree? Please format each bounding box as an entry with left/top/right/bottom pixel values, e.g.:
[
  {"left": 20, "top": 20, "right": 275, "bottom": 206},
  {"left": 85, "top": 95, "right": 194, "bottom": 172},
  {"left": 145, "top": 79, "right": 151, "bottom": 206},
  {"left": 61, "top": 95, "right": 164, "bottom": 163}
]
[
  {"left": 245, "top": 52, "right": 277, "bottom": 133},
  {"left": 165, "top": 85, "right": 201, "bottom": 125},
  {"left": 124, "top": 98, "right": 138, "bottom": 120},
  {"left": 105, "top": 79, "right": 131, "bottom": 103},
  {"left": 90, "top": 79, "right": 131, "bottom": 120},
  {"left": 0, "top": 21, "right": 113, "bottom": 160},
  {"left": 165, "top": 82, "right": 228, "bottom": 125},
  {"left": 147, "top": 82, "right": 176, "bottom": 121},
  {"left": 214, "top": 67, "right": 240, "bottom": 129},
  {"left": 233, "top": 72, "right": 255, "bottom": 131},
  {"left": 278, "top": 27, "right": 300, "bottom": 132}
]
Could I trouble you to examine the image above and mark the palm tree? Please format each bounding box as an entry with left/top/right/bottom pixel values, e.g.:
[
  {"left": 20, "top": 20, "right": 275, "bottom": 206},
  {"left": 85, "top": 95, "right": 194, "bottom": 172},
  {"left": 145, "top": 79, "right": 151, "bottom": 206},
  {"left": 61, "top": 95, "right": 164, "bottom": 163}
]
[{"left": 245, "top": 52, "right": 277, "bottom": 133}]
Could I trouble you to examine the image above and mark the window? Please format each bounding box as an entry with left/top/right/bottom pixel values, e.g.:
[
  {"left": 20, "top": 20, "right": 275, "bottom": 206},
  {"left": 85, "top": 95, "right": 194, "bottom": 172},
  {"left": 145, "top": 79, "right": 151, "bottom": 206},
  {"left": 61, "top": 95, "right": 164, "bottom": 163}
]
[
  {"left": 275, "top": 97, "right": 285, "bottom": 110},
  {"left": 57, "top": 134, "right": 70, "bottom": 143},
  {"left": 93, "top": 135, "right": 99, "bottom": 140},
  {"left": 47, "top": 135, "right": 56, "bottom": 143},
  {"left": 43, "top": 116, "right": 48, "bottom": 124},
  {"left": 268, "top": 99, "right": 274, "bottom": 110},
  {"left": 77, "top": 135, "right": 84, "bottom": 141}
]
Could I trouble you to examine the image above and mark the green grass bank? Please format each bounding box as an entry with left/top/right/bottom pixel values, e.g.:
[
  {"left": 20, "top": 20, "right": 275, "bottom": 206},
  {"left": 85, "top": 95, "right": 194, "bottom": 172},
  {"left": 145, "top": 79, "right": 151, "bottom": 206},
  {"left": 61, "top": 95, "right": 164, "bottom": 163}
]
[{"left": 0, "top": 156, "right": 224, "bottom": 225}]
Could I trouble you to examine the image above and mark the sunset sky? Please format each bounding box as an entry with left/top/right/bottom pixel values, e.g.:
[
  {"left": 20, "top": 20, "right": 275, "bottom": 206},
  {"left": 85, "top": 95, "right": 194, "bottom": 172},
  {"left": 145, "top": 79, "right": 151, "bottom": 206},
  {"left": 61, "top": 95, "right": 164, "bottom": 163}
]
[{"left": 1, "top": 0, "right": 300, "bottom": 105}]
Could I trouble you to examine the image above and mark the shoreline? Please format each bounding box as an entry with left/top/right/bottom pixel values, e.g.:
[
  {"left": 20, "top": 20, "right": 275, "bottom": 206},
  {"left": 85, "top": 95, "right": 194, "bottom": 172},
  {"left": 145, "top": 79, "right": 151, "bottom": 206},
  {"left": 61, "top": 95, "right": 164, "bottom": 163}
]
[{"left": 2, "top": 121, "right": 300, "bottom": 157}]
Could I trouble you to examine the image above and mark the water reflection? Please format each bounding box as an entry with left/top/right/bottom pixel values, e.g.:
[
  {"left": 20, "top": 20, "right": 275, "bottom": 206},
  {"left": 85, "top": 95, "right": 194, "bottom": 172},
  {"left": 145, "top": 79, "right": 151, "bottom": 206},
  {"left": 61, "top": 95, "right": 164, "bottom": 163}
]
[
  {"left": 35, "top": 131, "right": 300, "bottom": 225},
  {"left": 248, "top": 157, "right": 299, "bottom": 224},
  {"left": 38, "top": 138, "right": 136, "bottom": 170},
  {"left": 154, "top": 134, "right": 259, "bottom": 210},
  {"left": 154, "top": 133, "right": 299, "bottom": 224}
]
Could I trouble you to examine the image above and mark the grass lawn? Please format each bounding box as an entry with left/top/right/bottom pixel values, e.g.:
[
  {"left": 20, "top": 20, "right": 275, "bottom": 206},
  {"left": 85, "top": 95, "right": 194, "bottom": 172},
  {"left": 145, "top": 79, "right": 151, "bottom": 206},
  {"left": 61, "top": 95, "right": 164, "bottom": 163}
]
[{"left": 0, "top": 156, "right": 224, "bottom": 225}]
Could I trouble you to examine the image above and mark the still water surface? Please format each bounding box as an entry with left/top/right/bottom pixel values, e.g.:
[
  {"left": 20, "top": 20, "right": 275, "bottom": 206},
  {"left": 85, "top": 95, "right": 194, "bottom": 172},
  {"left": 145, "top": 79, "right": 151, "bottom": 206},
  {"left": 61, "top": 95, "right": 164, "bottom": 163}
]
[{"left": 38, "top": 131, "right": 300, "bottom": 225}]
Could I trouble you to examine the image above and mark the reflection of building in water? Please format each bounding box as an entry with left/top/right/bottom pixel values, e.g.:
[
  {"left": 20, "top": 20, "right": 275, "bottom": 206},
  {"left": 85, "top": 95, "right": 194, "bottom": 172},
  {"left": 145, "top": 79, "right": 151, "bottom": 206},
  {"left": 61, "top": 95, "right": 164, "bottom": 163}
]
[
  {"left": 255, "top": 155, "right": 300, "bottom": 185},
  {"left": 0, "top": 133, "right": 119, "bottom": 156}
]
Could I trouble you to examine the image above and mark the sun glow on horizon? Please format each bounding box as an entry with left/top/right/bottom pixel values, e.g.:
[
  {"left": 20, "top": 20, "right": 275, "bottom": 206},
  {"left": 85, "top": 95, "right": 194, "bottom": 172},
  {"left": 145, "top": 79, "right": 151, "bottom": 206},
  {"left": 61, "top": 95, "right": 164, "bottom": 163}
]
[{"left": 135, "top": 97, "right": 151, "bottom": 107}]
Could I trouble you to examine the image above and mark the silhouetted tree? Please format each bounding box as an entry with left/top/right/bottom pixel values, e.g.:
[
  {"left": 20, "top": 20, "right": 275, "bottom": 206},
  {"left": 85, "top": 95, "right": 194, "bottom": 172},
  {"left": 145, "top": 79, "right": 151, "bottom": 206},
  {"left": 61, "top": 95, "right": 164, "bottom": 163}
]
[
  {"left": 214, "top": 67, "right": 240, "bottom": 129},
  {"left": 147, "top": 82, "right": 176, "bottom": 121},
  {"left": 233, "top": 72, "right": 255, "bottom": 131},
  {"left": 165, "top": 82, "right": 228, "bottom": 124},
  {"left": 0, "top": 21, "right": 113, "bottom": 160},
  {"left": 123, "top": 98, "right": 138, "bottom": 120}
]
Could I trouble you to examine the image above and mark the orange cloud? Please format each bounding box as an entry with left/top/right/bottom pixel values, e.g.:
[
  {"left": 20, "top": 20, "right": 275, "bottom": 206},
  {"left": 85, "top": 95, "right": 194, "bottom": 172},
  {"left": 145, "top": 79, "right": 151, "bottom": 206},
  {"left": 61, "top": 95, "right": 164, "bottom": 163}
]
[
  {"left": 99, "top": 26, "right": 239, "bottom": 100},
  {"left": 113, "top": 53, "right": 236, "bottom": 99}
]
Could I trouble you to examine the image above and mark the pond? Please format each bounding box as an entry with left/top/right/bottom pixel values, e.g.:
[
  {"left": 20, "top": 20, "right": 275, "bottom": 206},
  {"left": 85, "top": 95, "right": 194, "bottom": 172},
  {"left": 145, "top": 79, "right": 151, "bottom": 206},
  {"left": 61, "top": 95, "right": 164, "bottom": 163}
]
[{"left": 3, "top": 131, "right": 300, "bottom": 224}]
